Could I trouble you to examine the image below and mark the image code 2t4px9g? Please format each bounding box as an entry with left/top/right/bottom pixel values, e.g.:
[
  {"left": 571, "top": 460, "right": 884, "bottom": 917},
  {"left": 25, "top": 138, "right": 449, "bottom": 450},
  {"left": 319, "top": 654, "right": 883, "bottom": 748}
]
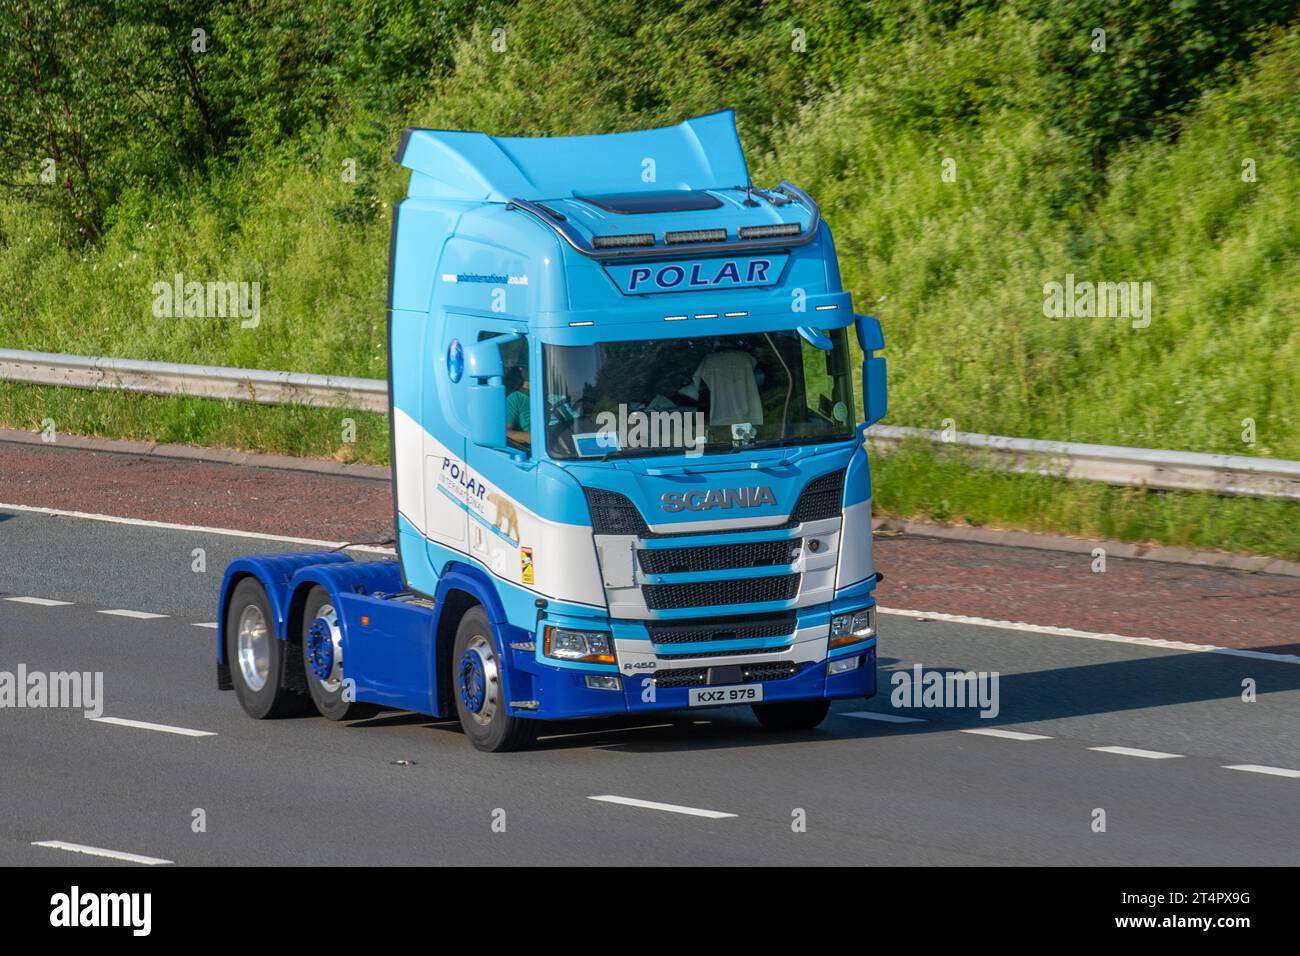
[{"left": 215, "top": 109, "right": 889, "bottom": 752}]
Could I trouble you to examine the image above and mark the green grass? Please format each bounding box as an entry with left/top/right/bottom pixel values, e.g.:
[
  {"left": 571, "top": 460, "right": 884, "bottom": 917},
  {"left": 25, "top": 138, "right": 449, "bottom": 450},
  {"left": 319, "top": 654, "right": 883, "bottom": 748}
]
[
  {"left": 1, "top": 2, "right": 1297, "bottom": 556},
  {"left": 872, "top": 442, "right": 1300, "bottom": 560},
  {"left": 0, "top": 382, "right": 389, "bottom": 465}
]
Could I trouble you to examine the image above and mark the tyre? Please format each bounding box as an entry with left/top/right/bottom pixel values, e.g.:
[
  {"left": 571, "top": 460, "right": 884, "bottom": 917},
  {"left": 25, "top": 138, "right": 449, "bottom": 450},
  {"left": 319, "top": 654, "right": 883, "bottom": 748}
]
[
  {"left": 451, "top": 606, "right": 537, "bottom": 752},
  {"left": 225, "top": 577, "right": 309, "bottom": 719},
  {"left": 300, "top": 586, "right": 378, "bottom": 721},
  {"left": 752, "top": 699, "right": 831, "bottom": 731}
]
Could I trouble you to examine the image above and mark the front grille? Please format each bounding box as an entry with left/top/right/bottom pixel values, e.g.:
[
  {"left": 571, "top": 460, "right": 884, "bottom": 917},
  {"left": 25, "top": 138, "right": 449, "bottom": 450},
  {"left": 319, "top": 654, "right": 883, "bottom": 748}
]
[
  {"left": 638, "top": 539, "right": 800, "bottom": 575},
  {"left": 653, "top": 661, "right": 803, "bottom": 688},
  {"left": 656, "top": 646, "right": 788, "bottom": 660},
  {"left": 584, "top": 488, "right": 649, "bottom": 536},
  {"left": 653, "top": 668, "right": 709, "bottom": 689},
  {"left": 647, "top": 613, "right": 797, "bottom": 645},
  {"left": 642, "top": 574, "right": 800, "bottom": 610},
  {"left": 743, "top": 661, "right": 801, "bottom": 682},
  {"left": 790, "top": 469, "right": 845, "bottom": 523}
]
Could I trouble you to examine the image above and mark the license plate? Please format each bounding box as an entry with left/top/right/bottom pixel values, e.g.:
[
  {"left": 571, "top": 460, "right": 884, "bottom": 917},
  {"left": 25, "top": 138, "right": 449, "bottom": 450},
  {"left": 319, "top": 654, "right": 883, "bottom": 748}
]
[{"left": 688, "top": 684, "right": 763, "bottom": 707}]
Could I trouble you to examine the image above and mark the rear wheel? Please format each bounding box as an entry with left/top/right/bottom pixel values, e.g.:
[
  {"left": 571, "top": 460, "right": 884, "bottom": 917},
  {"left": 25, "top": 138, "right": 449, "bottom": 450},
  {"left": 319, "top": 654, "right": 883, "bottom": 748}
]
[
  {"left": 752, "top": 699, "right": 831, "bottom": 731},
  {"left": 452, "top": 606, "right": 537, "bottom": 753},
  {"left": 301, "top": 586, "right": 378, "bottom": 721},
  {"left": 225, "top": 577, "right": 309, "bottom": 718}
]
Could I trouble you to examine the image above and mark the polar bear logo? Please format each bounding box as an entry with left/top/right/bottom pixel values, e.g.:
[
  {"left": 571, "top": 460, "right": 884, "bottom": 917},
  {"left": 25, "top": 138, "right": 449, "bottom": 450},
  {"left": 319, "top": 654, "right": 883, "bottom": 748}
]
[{"left": 486, "top": 492, "right": 519, "bottom": 540}]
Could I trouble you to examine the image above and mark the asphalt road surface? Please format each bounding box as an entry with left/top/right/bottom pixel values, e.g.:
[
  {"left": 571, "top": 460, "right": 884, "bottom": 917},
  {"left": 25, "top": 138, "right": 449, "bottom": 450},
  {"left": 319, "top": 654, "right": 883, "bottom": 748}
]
[{"left": 2, "top": 507, "right": 1298, "bottom": 866}]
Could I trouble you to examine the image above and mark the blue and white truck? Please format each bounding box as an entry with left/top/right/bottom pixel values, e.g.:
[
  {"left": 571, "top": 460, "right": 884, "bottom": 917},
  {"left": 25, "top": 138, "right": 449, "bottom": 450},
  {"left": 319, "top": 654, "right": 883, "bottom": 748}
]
[{"left": 216, "top": 110, "right": 888, "bottom": 751}]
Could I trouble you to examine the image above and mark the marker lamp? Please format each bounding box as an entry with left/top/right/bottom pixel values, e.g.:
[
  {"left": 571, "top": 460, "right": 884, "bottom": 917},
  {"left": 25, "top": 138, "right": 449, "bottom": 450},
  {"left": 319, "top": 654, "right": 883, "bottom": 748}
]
[
  {"left": 592, "top": 233, "right": 655, "bottom": 249},
  {"left": 664, "top": 228, "right": 727, "bottom": 244},
  {"left": 829, "top": 607, "right": 875, "bottom": 648},
  {"left": 544, "top": 626, "right": 616, "bottom": 664},
  {"left": 738, "top": 222, "right": 801, "bottom": 240}
]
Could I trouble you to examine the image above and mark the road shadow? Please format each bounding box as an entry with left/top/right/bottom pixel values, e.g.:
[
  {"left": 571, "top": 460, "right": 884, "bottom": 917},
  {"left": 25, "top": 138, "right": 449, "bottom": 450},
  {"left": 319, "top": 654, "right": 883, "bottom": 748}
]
[{"left": 323, "top": 648, "right": 1300, "bottom": 755}]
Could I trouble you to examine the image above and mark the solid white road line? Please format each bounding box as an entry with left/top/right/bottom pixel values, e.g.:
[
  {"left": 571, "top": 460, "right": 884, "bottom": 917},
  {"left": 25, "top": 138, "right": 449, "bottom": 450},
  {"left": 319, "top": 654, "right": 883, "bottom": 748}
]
[
  {"left": 0, "top": 501, "right": 394, "bottom": 554},
  {"left": 4, "top": 596, "right": 73, "bottom": 606},
  {"left": 588, "top": 795, "right": 736, "bottom": 819},
  {"left": 192, "top": 622, "right": 219, "bottom": 629},
  {"left": 961, "top": 728, "right": 1052, "bottom": 741},
  {"left": 1223, "top": 764, "right": 1300, "bottom": 779},
  {"left": 841, "top": 711, "right": 927, "bottom": 723},
  {"left": 31, "top": 840, "right": 172, "bottom": 865},
  {"left": 89, "top": 716, "right": 216, "bottom": 737},
  {"left": 1090, "top": 745, "right": 1183, "bottom": 760},
  {"left": 98, "top": 609, "right": 168, "bottom": 620},
  {"left": 878, "top": 607, "right": 1300, "bottom": 665}
]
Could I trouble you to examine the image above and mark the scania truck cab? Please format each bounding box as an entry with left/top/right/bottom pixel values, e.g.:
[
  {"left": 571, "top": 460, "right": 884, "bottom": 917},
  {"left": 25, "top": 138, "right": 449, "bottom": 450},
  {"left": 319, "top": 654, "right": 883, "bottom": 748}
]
[{"left": 217, "top": 110, "right": 888, "bottom": 751}]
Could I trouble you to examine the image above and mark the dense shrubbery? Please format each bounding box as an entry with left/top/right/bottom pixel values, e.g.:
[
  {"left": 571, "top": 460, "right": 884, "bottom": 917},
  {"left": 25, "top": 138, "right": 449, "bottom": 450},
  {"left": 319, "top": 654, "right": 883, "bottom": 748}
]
[{"left": 0, "top": 0, "right": 1296, "bottom": 470}]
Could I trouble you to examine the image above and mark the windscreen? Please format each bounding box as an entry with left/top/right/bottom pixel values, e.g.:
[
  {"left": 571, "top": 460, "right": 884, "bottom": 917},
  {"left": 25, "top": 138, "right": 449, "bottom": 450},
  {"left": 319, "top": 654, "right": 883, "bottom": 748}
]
[{"left": 542, "top": 328, "right": 856, "bottom": 459}]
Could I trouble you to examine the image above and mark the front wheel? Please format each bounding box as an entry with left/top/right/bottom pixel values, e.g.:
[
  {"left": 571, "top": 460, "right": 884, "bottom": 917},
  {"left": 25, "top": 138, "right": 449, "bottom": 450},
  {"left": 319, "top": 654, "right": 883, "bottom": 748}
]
[
  {"left": 452, "top": 606, "right": 538, "bottom": 752},
  {"left": 752, "top": 699, "right": 831, "bottom": 731}
]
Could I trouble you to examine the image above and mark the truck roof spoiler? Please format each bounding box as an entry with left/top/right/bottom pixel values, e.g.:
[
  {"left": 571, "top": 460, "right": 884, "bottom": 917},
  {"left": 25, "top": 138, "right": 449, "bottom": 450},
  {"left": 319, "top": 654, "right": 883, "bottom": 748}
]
[
  {"left": 507, "top": 182, "right": 821, "bottom": 260},
  {"left": 398, "top": 109, "right": 751, "bottom": 202}
]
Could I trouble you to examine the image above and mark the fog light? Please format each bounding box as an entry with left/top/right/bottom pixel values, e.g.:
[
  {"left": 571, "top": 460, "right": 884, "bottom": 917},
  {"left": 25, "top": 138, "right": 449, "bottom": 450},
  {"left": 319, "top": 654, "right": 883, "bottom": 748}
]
[
  {"left": 584, "top": 674, "right": 622, "bottom": 692},
  {"left": 828, "top": 656, "right": 861, "bottom": 676}
]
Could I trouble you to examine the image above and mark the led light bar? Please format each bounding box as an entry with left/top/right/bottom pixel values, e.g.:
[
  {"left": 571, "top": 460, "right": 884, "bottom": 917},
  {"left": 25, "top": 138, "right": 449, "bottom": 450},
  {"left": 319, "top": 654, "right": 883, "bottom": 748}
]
[
  {"left": 592, "top": 233, "right": 656, "bottom": 249},
  {"left": 664, "top": 228, "right": 727, "bottom": 244},
  {"left": 737, "top": 222, "right": 802, "bottom": 240}
]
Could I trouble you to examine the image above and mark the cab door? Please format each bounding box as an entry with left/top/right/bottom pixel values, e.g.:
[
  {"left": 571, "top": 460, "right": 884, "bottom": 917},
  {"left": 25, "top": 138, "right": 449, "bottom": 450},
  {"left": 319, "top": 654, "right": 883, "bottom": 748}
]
[
  {"left": 421, "top": 313, "right": 474, "bottom": 565},
  {"left": 462, "top": 324, "right": 533, "bottom": 582}
]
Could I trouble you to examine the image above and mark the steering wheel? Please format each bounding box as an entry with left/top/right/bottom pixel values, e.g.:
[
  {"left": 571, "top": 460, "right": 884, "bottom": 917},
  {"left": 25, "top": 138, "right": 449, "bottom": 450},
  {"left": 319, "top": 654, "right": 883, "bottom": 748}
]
[{"left": 546, "top": 397, "right": 578, "bottom": 456}]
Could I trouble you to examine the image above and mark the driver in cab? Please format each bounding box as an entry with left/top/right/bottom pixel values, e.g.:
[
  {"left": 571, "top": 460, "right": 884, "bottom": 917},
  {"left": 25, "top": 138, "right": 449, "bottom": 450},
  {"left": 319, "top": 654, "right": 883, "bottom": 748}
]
[{"left": 505, "top": 365, "right": 531, "bottom": 448}]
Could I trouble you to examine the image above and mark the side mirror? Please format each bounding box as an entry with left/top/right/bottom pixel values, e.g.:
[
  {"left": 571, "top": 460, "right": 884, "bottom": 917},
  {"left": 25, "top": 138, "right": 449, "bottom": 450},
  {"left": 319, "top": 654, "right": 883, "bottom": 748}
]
[
  {"left": 467, "top": 381, "right": 508, "bottom": 449},
  {"left": 854, "top": 314, "right": 887, "bottom": 427},
  {"left": 464, "top": 335, "right": 520, "bottom": 451}
]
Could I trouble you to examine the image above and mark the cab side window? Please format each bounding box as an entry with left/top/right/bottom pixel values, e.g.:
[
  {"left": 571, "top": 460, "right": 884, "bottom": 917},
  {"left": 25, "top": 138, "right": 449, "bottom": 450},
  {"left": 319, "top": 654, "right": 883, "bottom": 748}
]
[{"left": 479, "top": 331, "right": 530, "bottom": 453}]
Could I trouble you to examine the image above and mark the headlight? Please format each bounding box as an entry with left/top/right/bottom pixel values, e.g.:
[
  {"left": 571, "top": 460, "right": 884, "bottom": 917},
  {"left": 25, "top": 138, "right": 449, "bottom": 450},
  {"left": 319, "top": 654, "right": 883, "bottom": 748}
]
[
  {"left": 829, "top": 607, "right": 875, "bottom": 648},
  {"left": 544, "top": 626, "right": 616, "bottom": 664}
]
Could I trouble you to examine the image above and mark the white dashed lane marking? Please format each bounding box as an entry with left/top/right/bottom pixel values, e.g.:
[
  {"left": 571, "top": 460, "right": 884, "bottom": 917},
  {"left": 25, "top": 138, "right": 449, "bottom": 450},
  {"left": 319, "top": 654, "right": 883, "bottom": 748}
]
[
  {"left": 961, "top": 728, "right": 1052, "bottom": 741},
  {"left": 89, "top": 717, "right": 216, "bottom": 737},
  {"left": 1090, "top": 745, "right": 1183, "bottom": 760},
  {"left": 1223, "top": 764, "right": 1300, "bottom": 779},
  {"left": 5, "top": 583, "right": 1295, "bottom": 788},
  {"left": 589, "top": 795, "right": 736, "bottom": 819},
  {"left": 32, "top": 840, "right": 172, "bottom": 865},
  {"left": 841, "top": 711, "right": 927, "bottom": 724}
]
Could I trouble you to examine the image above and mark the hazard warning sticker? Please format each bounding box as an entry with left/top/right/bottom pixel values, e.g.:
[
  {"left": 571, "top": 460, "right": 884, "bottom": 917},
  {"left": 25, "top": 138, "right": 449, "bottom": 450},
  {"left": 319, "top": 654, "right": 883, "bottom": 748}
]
[{"left": 520, "top": 546, "right": 534, "bottom": 584}]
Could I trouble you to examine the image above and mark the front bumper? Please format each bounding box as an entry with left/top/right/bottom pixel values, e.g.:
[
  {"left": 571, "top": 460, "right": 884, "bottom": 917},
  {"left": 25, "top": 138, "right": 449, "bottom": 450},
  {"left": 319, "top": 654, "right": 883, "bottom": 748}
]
[{"left": 509, "top": 643, "right": 875, "bottom": 720}]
